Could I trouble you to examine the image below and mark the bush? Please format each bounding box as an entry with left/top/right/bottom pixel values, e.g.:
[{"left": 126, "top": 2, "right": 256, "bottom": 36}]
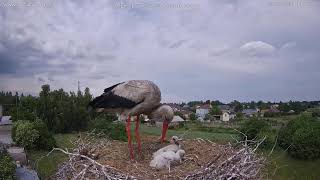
[
  {"left": 0, "top": 145, "right": 16, "bottom": 180},
  {"left": 239, "top": 118, "right": 270, "bottom": 140},
  {"left": 90, "top": 117, "right": 127, "bottom": 141},
  {"left": 278, "top": 114, "right": 320, "bottom": 159},
  {"left": 239, "top": 118, "right": 275, "bottom": 148},
  {"left": 12, "top": 120, "right": 56, "bottom": 150},
  {"left": 263, "top": 112, "right": 281, "bottom": 117},
  {"left": 33, "top": 120, "right": 56, "bottom": 150},
  {"left": 15, "top": 121, "right": 40, "bottom": 149}
]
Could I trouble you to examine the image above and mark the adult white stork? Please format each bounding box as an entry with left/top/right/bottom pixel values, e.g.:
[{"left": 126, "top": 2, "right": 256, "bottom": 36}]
[{"left": 88, "top": 80, "right": 174, "bottom": 160}]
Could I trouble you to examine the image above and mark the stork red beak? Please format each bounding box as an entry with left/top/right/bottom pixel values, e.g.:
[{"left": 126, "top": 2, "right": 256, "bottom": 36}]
[{"left": 160, "top": 120, "right": 169, "bottom": 143}]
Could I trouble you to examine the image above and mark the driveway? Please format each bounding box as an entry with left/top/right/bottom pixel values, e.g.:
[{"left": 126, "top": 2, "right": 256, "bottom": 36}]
[{"left": 0, "top": 130, "right": 13, "bottom": 145}]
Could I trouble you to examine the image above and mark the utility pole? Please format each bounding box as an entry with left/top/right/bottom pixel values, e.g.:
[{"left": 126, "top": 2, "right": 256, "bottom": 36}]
[
  {"left": 16, "top": 92, "right": 18, "bottom": 120},
  {"left": 77, "top": 80, "right": 82, "bottom": 97}
]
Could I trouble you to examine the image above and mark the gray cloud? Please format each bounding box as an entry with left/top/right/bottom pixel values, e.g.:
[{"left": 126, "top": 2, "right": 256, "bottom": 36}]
[{"left": 0, "top": 0, "right": 319, "bottom": 102}]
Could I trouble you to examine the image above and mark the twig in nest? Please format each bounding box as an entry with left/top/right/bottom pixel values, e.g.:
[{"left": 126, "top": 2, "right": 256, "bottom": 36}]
[
  {"left": 44, "top": 133, "right": 136, "bottom": 180},
  {"left": 185, "top": 130, "right": 266, "bottom": 180}
]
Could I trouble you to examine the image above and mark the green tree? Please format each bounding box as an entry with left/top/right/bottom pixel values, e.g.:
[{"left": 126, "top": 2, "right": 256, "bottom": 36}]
[
  {"left": 15, "top": 121, "right": 40, "bottom": 149},
  {"left": 231, "top": 100, "right": 243, "bottom": 112},
  {"left": 210, "top": 106, "right": 222, "bottom": 115},
  {"left": 0, "top": 146, "right": 15, "bottom": 180},
  {"left": 174, "top": 111, "right": 185, "bottom": 120},
  {"left": 189, "top": 113, "right": 197, "bottom": 121}
]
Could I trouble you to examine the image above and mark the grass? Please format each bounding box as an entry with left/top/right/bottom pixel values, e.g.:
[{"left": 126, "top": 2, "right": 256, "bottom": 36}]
[
  {"left": 138, "top": 123, "right": 238, "bottom": 143},
  {"left": 266, "top": 149, "right": 320, "bottom": 180},
  {"left": 27, "top": 133, "right": 77, "bottom": 179},
  {"left": 268, "top": 114, "right": 299, "bottom": 123}
]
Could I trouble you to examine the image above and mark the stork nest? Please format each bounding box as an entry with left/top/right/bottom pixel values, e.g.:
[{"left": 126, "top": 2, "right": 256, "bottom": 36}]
[{"left": 48, "top": 133, "right": 266, "bottom": 180}]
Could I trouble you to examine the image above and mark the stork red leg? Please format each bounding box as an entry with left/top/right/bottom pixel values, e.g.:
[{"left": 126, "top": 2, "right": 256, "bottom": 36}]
[
  {"left": 135, "top": 115, "right": 141, "bottom": 155},
  {"left": 126, "top": 116, "right": 134, "bottom": 160},
  {"left": 160, "top": 120, "right": 169, "bottom": 143}
]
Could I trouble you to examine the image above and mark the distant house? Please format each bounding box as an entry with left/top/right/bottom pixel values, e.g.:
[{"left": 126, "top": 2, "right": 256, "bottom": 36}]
[
  {"left": 270, "top": 106, "right": 280, "bottom": 113},
  {"left": 218, "top": 105, "right": 231, "bottom": 111},
  {"left": 165, "top": 103, "right": 185, "bottom": 112},
  {"left": 180, "top": 110, "right": 193, "bottom": 120},
  {"left": 220, "top": 111, "right": 236, "bottom": 122},
  {"left": 183, "top": 104, "right": 190, "bottom": 108},
  {"left": 288, "top": 110, "right": 295, "bottom": 114},
  {"left": 196, "top": 104, "right": 211, "bottom": 121},
  {"left": 242, "top": 109, "right": 260, "bottom": 117},
  {"left": 170, "top": 116, "right": 185, "bottom": 128}
]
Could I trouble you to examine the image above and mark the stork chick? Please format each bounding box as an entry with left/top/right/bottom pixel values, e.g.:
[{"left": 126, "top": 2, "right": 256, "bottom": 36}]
[
  {"left": 152, "top": 136, "right": 182, "bottom": 158},
  {"left": 150, "top": 149, "right": 185, "bottom": 172}
]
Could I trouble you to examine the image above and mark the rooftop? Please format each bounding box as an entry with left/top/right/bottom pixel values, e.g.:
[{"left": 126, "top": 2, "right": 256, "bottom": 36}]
[
  {"left": 197, "top": 104, "right": 211, "bottom": 109},
  {"left": 171, "top": 115, "right": 185, "bottom": 122}
]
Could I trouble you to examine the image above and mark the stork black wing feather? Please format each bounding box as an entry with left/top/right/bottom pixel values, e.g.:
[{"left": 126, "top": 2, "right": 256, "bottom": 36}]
[
  {"left": 103, "top": 82, "right": 124, "bottom": 93},
  {"left": 88, "top": 92, "right": 139, "bottom": 110}
]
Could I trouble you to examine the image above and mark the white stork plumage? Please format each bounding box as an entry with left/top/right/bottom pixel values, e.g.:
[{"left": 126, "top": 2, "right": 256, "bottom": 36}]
[{"left": 88, "top": 80, "right": 174, "bottom": 160}]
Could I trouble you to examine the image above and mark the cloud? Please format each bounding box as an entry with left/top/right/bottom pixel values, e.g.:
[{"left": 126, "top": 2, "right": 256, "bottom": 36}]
[
  {"left": 240, "top": 41, "right": 276, "bottom": 57},
  {"left": 0, "top": 0, "right": 319, "bottom": 102}
]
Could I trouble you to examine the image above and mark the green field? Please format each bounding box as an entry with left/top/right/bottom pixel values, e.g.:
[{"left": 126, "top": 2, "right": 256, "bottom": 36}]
[
  {"left": 28, "top": 122, "right": 320, "bottom": 180},
  {"left": 267, "top": 149, "right": 320, "bottom": 180},
  {"left": 138, "top": 123, "right": 238, "bottom": 143}
]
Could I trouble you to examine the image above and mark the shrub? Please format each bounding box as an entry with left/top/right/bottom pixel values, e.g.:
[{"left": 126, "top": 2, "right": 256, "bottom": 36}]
[
  {"left": 257, "top": 129, "right": 277, "bottom": 149},
  {"left": 0, "top": 145, "right": 16, "bottom": 180},
  {"left": 108, "top": 123, "right": 127, "bottom": 141},
  {"left": 15, "top": 121, "right": 40, "bottom": 149},
  {"left": 278, "top": 114, "right": 320, "bottom": 159},
  {"left": 239, "top": 118, "right": 275, "bottom": 148},
  {"left": 12, "top": 120, "right": 56, "bottom": 150},
  {"left": 90, "top": 117, "right": 127, "bottom": 141},
  {"left": 239, "top": 118, "right": 270, "bottom": 140},
  {"left": 263, "top": 112, "right": 281, "bottom": 117}
]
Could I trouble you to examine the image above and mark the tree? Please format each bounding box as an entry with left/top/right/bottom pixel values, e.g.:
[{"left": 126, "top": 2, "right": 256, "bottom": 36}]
[
  {"left": 210, "top": 106, "right": 222, "bottom": 115},
  {"left": 231, "top": 100, "right": 243, "bottom": 112},
  {"left": 249, "top": 101, "right": 256, "bottom": 109},
  {"left": 189, "top": 113, "right": 197, "bottom": 121},
  {"left": 0, "top": 146, "right": 15, "bottom": 180},
  {"left": 236, "top": 112, "right": 244, "bottom": 120},
  {"left": 174, "top": 111, "right": 185, "bottom": 120},
  {"left": 211, "top": 100, "right": 223, "bottom": 106}
]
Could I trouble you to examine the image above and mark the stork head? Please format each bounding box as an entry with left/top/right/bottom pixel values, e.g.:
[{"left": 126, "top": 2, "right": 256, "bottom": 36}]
[
  {"left": 148, "top": 105, "right": 174, "bottom": 123},
  {"left": 170, "top": 135, "right": 182, "bottom": 145}
]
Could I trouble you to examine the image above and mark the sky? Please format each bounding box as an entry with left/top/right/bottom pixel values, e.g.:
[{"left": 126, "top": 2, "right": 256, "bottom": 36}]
[{"left": 0, "top": 0, "right": 320, "bottom": 103}]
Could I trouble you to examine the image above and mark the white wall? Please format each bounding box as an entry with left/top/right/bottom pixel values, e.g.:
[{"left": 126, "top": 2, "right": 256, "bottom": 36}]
[
  {"left": 221, "top": 112, "right": 230, "bottom": 122},
  {"left": 196, "top": 108, "right": 209, "bottom": 119}
]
